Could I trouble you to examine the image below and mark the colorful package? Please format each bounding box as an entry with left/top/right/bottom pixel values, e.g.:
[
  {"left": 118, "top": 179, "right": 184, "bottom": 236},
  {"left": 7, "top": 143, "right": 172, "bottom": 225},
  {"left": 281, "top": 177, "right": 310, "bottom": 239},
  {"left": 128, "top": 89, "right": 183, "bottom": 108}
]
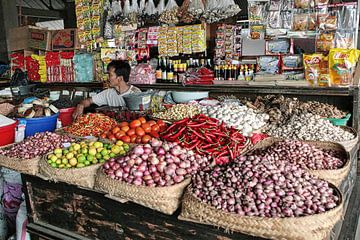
[
  {"left": 316, "top": 32, "right": 335, "bottom": 52},
  {"left": 303, "top": 53, "right": 323, "bottom": 86},
  {"left": 329, "top": 48, "right": 360, "bottom": 86}
]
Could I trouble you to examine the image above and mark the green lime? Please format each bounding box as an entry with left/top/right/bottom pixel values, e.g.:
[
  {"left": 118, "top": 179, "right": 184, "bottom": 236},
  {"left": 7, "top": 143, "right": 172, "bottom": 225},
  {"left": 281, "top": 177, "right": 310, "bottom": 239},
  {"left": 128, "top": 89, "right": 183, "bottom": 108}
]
[
  {"left": 95, "top": 153, "right": 103, "bottom": 159},
  {"left": 87, "top": 155, "right": 94, "bottom": 162},
  {"left": 92, "top": 159, "right": 99, "bottom": 164},
  {"left": 77, "top": 155, "right": 86, "bottom": 163},
  {"left": 99, "top": 159, "right": 106, "bottom": 163},
  {"left": 62, "top": 158, "right": 69, "bottom": 165},
  {"left": 51, "top": 163, "right": 58, "bottom": 168},
  {"left": 76, "top": 163, "right": 85, "bottom": 168},
  {"left": 47, "top": 160, "right": 53, "bottom": 164},
  {"left": 84, "top": 161, "right": 91, "bottom": 166},
  {"left": 109, "top": 152, "right": 116, "bottom": 158},
  {"left": 103, "top": 155, "right": 110, "bottom": 161}
]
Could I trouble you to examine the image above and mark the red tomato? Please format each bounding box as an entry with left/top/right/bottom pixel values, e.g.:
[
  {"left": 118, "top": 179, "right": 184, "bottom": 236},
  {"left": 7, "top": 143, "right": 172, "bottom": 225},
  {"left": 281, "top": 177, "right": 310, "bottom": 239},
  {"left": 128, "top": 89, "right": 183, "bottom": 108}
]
[
  {"left": 138, "top": 117, "right": 147, "bottom": 124},
  {"left": 121, "top": 135, "right": 131, "bottom": 143},
  {"left": 151, "top": 124, "right": 160, "bottom": 132},
  {"left": 108, "top": 134, "right": 117, "bottom": 142},
  {"left": 130, "top": 135, "right": 137, "bottom": 143},
  {"left": 141, "top": 123, "right": 151, "bottom": 133},
  {"left": 148, "top": 120, "right": 157, "bottom": 126},
  {"left": 115, "top": 130, "right": 126, "bottom": 139},
  {"left": 130, "top": 119, "right": 141, "bottom": 129},
  {"left": 157, "top": 120, "right": 166, "bottom": 128},
  {"left": 142, "top": 135, "right": 152, "bottom": 143},
  {"left": 159, "top": 125, "right": 167, "bottom": 132},
  {"left": 100, "top": 133, "right": 107, "bottom": 139},
  {"left": 135, "top": 127, "right": 145, "bottom": 136},
  {"left": 119, "top": 122, "right": 129, "bottom": 127},
  {"left": 136, "top": 136, "right": 142, "bottom": 144},
  {"left": 121, "top": 125, "right": 130, "bottom": 132},
  {"left": 127, "top": 129, "right": 136, "bottom": 136},
  {"left": 150, "top": 131, "right": 160, "bottom": 138},
  {"left": 112, "top": 127, "right": 121, "bottom": 134}
]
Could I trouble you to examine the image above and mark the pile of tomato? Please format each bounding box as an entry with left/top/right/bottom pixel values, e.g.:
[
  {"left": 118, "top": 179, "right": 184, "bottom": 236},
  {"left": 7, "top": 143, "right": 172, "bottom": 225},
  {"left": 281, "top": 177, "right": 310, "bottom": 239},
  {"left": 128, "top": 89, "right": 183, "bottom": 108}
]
[{"left": 100, "top": 117, "right": 167, "bottom": 144}]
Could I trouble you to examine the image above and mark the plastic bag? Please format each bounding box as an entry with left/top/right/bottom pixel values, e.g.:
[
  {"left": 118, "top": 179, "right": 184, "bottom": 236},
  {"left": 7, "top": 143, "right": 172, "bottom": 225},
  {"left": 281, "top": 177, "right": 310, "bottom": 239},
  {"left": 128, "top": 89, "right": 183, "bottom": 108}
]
[
  {"left": 303, "top": 53, "right": 323, "bottom": 86},
  {"left": 157, "top": 0, "right": 166, "bottom": 15},
  {"left": 188, "top": 0, "right": 205, "bottom": 19},
  {"left": 204, "top": 0, "right": 240, "bottom": 23},
  {"left": 112, "top": 0, "right": 122, "bottom": 19},
  {"left": 329, "top": 48, "right": 360, "bottom": 86},
  {"left": 335, "top": 31, "right": 355, "bottom": 49},
  {"left": 159, "top": 0, "right": 179, "bottom": 24},
  {"left": 145, "top": 0, "right": 157, "bottom": 15},
  {"left": 139, "top": 0, "right": 146, "bottom": 15}
]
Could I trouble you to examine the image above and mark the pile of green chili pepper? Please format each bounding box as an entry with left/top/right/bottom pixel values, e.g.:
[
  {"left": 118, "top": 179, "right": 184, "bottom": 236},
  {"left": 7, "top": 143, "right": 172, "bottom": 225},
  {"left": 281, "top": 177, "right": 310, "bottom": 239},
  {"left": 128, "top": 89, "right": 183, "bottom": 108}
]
[{"left": 161, "top": 114, "right": 250, "bottom": 165}]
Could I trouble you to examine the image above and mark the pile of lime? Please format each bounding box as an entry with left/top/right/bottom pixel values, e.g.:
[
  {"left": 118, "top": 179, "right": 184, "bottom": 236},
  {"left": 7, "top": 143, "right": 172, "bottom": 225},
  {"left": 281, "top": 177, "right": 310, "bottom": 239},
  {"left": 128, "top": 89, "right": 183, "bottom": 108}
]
[{"left": 47, "top": 140, "right": 129, "bottom": 169}]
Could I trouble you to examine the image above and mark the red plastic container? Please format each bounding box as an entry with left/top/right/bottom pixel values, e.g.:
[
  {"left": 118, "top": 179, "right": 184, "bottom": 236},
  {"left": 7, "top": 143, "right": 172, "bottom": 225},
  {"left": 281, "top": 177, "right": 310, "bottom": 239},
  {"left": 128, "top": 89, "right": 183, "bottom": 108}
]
[
  {"left": 59, "top": 107, "right": 75, "bottom": 127},
  {"left": 0, "top": 121, "right": 17, "bottom": 147}
]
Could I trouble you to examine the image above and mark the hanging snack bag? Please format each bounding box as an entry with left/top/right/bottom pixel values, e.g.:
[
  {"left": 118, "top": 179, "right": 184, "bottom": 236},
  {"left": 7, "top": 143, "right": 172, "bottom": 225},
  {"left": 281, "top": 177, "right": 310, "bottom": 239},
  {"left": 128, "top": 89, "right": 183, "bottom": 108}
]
[
  {"left": 257, "top": 56, "right": 281, "bottom": 74},
  {"left": 250, "top": 24, "right": 265, "bottom": 39},
  {"left": 294, "top": 0, "right": 312, "bottom": 9},
  {"left": 303, "top": 53, "right": 323, "bottom": 86},
  {"left": 317, "top": 13, "right": 337, "bottom": 31},
  {"left": 329, "top": 48, "right": 360, "bottom": 86},
  {"left": 308, "top": 13, "right": 316, "bottom": 31},
  {"left": 292, "top": 14, "right": 308, "bottom": 31},
  {"left": 315, "top": 0, "right": 329, "bottom": 7},
  {"left": 316, "top": 32, "right": 335, "bottom": 52},
  {"left": 319, "top": 55, "right": 330, "bottom": 87},
  {"left": 335, "top": 31, "right": 355, "bottom": 49}
]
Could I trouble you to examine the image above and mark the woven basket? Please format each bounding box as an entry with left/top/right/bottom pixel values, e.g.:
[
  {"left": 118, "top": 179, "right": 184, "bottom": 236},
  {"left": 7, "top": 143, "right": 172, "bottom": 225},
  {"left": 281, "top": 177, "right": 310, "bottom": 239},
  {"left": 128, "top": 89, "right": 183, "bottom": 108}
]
[
  {"left": 179, "top": 185, "right": 343, "bottom": 240},
  {"left": 94, "top": 168, "right": 191, "bottom": 215},
  {"left": 39, "top": 154, "right": 102, "bottom": 189},
  {"left": 338, "top": 126, "right": 358, "bottom": 152},
  {"left": 0, "top": 143, "right": 40, "bottom": 175},
  {"left": 249, "top": 138, "right": 350, "bottom": 188}
]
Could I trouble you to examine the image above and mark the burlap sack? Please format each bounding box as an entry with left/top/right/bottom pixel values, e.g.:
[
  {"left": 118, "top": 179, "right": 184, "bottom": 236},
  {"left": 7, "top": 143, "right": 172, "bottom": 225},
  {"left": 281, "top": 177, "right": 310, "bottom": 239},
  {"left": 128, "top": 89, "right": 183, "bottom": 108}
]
[
  {"left": 179, "top": 185, "right": 343, "bottom": 240},
  {"left": 94, "top": 168, "right": 191, "bottom": 215},
  {"left": 249, "top": 138, "right": 350, "bottom": 188},
  {"left": 39, "top": 154, "right": 101, "bottom": 189},
  {"left": 0, "top": 144, "right": 40, "bottom": 175},
  {"left": 338, "top": 126, "right": 358, "bottom": 152}
]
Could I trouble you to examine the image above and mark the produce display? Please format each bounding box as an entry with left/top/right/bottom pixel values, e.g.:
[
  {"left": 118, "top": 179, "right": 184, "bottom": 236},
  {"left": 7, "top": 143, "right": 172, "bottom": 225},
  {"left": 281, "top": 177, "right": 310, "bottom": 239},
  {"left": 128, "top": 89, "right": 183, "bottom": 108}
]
[
  {"left": 64, "top": 113, "right": 118, "bottom": 137},
  {"left": 52, "top": 98, "right": 77, "bottom": 109},
  {"left": 199, "top": 102, "right": 269, "bottom": 136},
  {"left": 15, "top": 98, "right": 59, "bottom": 118},
  {"left": 250, "top": 140, "right": 345, "bottom": 170},
  {"left": 47, "top": 140, "right": 129, "bottom": 169},
  {"left": 241, "top": 95, "right": 348, "bottom": 127},
  {"left": 102, "top": 139, "right": 211, "bottom": 187},
  {"left": 161, "top": 114, "right": 249, "bottom": 165},
  {"left": 0, "top": 132, "right": 74, "bottom": 159},
  {"left": 191, "top": 160, "right": 339, "bottom": 217},
  {"left": 100, "top": 117, "right": 166, "bottom": 144},
  {"left": 152, "top": 104, "right": 200, "bottom": 121},
  {"left": 267, "top": 113, "right": 355, "bottom": 142}
]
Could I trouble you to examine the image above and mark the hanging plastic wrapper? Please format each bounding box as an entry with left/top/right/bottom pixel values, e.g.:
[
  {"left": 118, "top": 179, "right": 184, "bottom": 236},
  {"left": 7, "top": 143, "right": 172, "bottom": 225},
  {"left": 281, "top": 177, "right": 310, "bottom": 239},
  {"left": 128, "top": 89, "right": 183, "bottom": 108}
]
[
  {"left": 110, "top": 0, "right": 123, "bottom": 23},
  {"left": 188, "top": 0, "right": 205, "bottom": 20},
  {"left": 335, "top": 31, "right": 355, "bottom": 49},
  {"left": 203, "top": 0, "right": 241, "bottom": 23},
  {"left": 157, "top": 0, "right": 166, "bottom": 15},
  {"left": 159, "top": 0, "right": 179, "bottom": 24},
  {"left": 337, "top": 4, "right": 357, "bottom": 30},
  {"left": 143, "top": 0, "right": 159, "bottom": 25},
  {"left": 138, "top": 0, "right": 146, "bottom": 15},
  {"left": 248, "top": 1, "right": 266, "bottom": 22},
  {"left": 179, "top": 0, "right": 205, "bottom": 23},
  {"left": 121, "top": 0, "right": 138, "bottom": 25}
]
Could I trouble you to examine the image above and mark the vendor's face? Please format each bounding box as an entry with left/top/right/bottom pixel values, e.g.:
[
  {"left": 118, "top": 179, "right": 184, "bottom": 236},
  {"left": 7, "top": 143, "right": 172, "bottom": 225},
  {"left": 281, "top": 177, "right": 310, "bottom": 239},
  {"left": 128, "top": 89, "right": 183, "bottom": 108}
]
[{"left": 108, "top": 68, "right": 123, "bottom": 87}]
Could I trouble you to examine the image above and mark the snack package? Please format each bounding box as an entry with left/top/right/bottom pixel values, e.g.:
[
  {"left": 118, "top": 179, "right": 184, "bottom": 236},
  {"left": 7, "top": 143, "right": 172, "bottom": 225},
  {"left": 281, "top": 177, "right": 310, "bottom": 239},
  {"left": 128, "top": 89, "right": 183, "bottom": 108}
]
[
  {"left": 266, "top": 39, "right": 291, "bottom": 55},
  {"left": 250, "top": 24, "right": 265, "bottom": 39},
  {"left": 315, "top": 0, "right": 329, "bottom": 7},
  {"left": 294, "top": 0, "right": 312, "bottom": 9},
  {"left": 337, "top": 4, "right": 358, "bottom": 30},
  {"left": 317, "top": 13, "right": 337, "bottom": 31},
  {"left": 316, "top": 32, "right": 335, "bottom": 52},
  {"left": 267, "top": 11, "right": 282, "bottom": 29},
  {"left": 319, "top": 55, "right": 330, "bottom": 87},
  {"left": 308, "top": 13, "right": 316, "bottom": 31},
  {"left": 282, "top": 55, "right": 303, "bottom": 70},
  {"left": 292, "top": 14, "right": 308, "bottom": 31},
  {"left": 303, "top": 53, "right": 323, "bottom": 86},
  {"left": 329, "top": 48, "right": 360, "bottom": 86},
  {"left": 248, "top": 1, "right": 266, "bottom": 21},
  {"left": 257, "top": 56, "right": 281, "bottom": 74},
  {"left": 281, "top": 11, "right": 292, "bottom": 29},
  {"left": 335, "top": 31, "right": 355, "bottom": 49}
]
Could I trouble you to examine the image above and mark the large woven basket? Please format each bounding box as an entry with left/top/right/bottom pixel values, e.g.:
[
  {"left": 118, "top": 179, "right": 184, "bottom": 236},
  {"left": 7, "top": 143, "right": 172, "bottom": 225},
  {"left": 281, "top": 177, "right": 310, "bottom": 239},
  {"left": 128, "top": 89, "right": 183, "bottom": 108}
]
[
  {"left": 94, "top": 168, "right": 191, "bottom": 215},
  {"left": 338, "top": 126, "right": 358, "bottom": 152},
  {"left": 0, "top": 143, "right": 40, "bottom": 175},
  {"left": 249, "top": 138, "right": 350, "bottom": 188},
  {"left": 179, "top": 185, "right": 343, "bottom": 240},
  {"left": 39, "top": 154, "right": 102, "bottom": 189}
]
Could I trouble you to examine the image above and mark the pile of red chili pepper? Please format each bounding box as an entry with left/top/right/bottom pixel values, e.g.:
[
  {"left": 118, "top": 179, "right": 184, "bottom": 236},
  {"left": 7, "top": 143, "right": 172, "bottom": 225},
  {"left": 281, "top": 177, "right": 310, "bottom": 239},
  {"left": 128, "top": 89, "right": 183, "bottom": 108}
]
[
  {"left": 161, "top": 114, "right": 250, "bottom": 165},
  {"left": 64, "top": 113, "right": 118, "bottom": 137}
]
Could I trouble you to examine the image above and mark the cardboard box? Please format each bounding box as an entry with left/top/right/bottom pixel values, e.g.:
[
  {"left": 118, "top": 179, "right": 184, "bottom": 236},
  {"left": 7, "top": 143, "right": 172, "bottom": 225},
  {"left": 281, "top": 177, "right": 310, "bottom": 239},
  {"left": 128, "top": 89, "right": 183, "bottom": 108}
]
[
  {"left": 51, "top": 28, "right": 79, "bottom": 51},
  {"left": 9, "top": 26, "right": 51, "bottom": 51}
]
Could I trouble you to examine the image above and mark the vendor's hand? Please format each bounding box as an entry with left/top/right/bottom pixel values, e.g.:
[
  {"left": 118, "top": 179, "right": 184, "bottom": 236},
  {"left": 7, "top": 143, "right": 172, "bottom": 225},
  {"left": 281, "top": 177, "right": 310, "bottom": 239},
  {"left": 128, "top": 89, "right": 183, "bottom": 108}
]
[{"left": 72, "top": 105, "right": 84, "bottom": 120}]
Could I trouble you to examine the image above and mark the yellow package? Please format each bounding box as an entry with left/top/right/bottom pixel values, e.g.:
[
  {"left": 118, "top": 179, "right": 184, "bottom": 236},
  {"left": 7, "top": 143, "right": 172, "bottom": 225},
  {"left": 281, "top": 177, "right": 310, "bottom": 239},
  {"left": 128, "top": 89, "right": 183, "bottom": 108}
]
[
  {"left": 329, "top": 48, "right": 360, "bottom": 86},
  {"left": 303, "top": 54, "right": 323, "bottom": 86}
]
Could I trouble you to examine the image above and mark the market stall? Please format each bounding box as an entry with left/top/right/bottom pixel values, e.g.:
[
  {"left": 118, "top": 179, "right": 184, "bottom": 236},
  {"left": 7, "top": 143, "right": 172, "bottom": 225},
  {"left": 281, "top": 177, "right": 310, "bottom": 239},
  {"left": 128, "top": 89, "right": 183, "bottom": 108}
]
[{"left": 0, "top": 0, "right": 360, "bottom": 239}]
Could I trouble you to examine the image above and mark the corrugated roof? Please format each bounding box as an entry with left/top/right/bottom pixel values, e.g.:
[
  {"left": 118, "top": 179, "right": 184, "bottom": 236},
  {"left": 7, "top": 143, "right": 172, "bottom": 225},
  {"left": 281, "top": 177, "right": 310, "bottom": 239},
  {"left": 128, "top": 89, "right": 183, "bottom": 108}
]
[
  {"left": 16, "top": 0, "right": 65, "bottom": 10},
  {"left": 36, "top": 19, "right": 64, "bottom": 29}
]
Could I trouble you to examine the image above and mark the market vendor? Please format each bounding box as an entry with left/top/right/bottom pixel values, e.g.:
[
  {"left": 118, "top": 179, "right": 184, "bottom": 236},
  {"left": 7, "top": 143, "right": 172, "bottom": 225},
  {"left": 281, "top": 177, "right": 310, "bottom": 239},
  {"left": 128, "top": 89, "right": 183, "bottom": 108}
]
[{"left": 73, "top": 60, "right": 141, "bottom": 119}]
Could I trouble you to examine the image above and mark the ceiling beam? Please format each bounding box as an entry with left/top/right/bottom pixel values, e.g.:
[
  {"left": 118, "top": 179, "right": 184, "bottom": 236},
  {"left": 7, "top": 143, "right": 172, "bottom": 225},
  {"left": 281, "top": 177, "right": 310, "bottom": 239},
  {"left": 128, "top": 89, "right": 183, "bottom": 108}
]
[{"left": 17, "top": 6, "right": 62, "bottom": 19}]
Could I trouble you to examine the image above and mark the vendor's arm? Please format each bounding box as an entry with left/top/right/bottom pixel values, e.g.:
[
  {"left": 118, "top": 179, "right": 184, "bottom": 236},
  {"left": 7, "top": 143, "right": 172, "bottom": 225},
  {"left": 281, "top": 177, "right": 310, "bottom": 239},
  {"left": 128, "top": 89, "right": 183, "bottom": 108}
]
[{"left": 72, "top": 98, "right": 93, "bottom": 119}]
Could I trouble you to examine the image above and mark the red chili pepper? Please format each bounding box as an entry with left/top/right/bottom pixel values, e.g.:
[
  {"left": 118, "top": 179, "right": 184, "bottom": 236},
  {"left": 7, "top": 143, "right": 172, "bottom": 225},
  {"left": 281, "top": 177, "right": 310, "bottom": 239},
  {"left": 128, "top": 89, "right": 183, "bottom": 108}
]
[
  {"left": 173, "top": 117, "right": 190, "bottom": 125},
  {"left": 190, "top": 129, "right": 206, "bottom": 140},
  {"left": 187, "top": 122, "right": 207, "bottom": 128}
]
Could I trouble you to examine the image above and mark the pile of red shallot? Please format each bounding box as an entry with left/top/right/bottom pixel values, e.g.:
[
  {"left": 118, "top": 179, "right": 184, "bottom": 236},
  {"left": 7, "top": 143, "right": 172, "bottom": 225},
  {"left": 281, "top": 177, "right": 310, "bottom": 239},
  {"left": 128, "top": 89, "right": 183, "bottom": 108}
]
[
  {"left": 250, "top": 140, "right": 345, "bottom": 170},
  {"left": 102, "top": 139, "right": 211, "bottom": 187},
  {"left": 0, "top": 132, "right": 74, "bottom": 159},
  {"left": 192, "top": 158, "right": 339, "bottom": 218}
]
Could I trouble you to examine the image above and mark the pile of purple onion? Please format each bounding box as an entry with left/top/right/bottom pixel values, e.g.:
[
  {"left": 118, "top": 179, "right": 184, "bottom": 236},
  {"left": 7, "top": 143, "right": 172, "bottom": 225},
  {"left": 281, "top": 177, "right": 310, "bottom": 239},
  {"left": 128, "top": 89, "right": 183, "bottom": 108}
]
[
  {"left": 250, "top": 140, "right": 345, "bottom": 170},
  {"left": 192, "top": 159, "right": 339, "bottom": 218},
  {"left": 102, "top": 139, "right": 211, "bottom": 187},
  {"left": 0, "top": 132, "right": 74, "bottom": 159}
]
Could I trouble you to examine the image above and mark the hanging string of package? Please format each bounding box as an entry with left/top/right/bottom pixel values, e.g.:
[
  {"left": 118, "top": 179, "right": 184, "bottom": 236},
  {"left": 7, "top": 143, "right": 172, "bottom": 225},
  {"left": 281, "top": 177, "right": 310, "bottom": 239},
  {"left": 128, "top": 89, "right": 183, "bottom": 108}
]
[
  {"left": 203, "top": 0, "right": 241, "bottom": 23},
  {"left": 159, "top": 0, "right": 179, "bottom": 24},
  {"left": 178, "top": 0, "right": 205, "bottom": 24},
  {"left": 103, "top": 0, "right": 114, "bottom": 39},
  {"left": 142, "top": 0, "right": 159, "bottom": 25},
  {"left": 121, "top": 0, "right": 139, "bottom": 26}
]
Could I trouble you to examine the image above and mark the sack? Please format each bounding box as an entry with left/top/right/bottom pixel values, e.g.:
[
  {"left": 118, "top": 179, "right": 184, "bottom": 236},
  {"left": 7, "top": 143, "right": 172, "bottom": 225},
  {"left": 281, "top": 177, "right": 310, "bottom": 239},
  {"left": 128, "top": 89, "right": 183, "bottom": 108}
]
[
  {"left": 0, "top": 146, "right": 40, "bottom": 176},
  {"left": 39, "top": 154, "right": 101, "bottom": 189},
  {"left": 94, "top": 169, "right": 190, "bottom": 215},
  {"left": 179, "top": 185, "right": 342, "bottom": 240}
]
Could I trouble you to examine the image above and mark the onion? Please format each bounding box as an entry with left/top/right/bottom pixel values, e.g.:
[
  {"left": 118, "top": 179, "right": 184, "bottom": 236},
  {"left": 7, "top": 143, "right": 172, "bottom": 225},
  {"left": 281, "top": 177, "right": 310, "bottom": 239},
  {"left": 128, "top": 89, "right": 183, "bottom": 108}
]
[
  {"left": 133, "top": 146, "right": 144, "bottom": 155},
  {"left": 157, "top": 147, "right": 165, "bottom": 155}
]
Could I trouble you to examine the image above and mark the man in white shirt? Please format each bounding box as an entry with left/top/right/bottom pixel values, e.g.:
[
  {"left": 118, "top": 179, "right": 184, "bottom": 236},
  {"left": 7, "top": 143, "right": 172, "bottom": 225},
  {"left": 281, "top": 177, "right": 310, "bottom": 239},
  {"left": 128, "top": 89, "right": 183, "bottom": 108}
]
[{"left": 72, "top": 60, "right": 141, "bottom": 119}]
